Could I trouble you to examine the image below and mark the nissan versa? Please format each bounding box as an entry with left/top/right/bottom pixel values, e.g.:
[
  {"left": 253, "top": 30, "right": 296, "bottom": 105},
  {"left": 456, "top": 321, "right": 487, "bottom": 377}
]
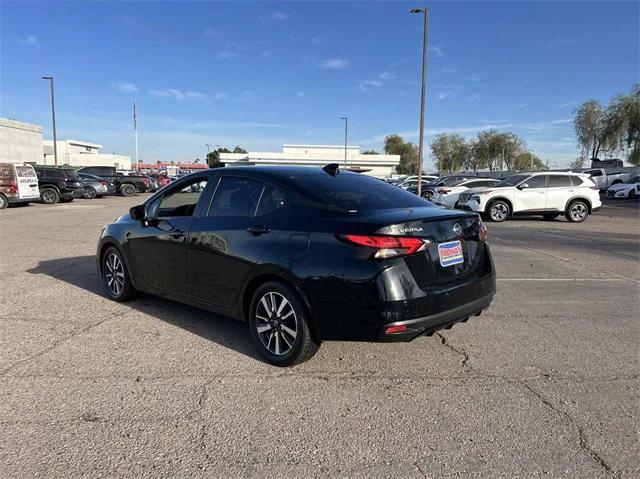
[{"left": 97, "top": 165, "right": 496, "bottom": 366}]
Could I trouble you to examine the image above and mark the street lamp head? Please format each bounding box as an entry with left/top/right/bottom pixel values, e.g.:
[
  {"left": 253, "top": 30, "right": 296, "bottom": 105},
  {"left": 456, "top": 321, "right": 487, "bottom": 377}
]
[
  {"left": 341, "top": 116, "right": 347, "bottom": 120},
  {"left": 41, "top": 76, "right": 53, "bottom": 80},
  {"left": 410, "top": 8, "right": 425, "bottom": 14}
]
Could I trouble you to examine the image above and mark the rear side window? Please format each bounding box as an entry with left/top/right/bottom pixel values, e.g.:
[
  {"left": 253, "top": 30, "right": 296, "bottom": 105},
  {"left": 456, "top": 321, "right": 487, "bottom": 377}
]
[
  {"left": 210, "top": 177, "right": 263, "bottom": 217},
  {"left": 255, "top": 184, "right": 287, "bottom": 217},
  {"left": 570, "top": 176, "right": 585, "bottom": 186},
  {"left": 548, "top": 175, "right": 570, "bottom": 187},
  {"left": 293, "top": 173, "right": 428, "bottom": 211}
]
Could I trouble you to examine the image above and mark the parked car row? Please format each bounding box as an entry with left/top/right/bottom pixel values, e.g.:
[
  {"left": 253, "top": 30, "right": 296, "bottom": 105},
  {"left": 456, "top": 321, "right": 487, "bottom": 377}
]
[
  {"left": 0, "top": 163, "right": 166, "bottom": 209},
  {"left": 397, "top": 171, "right": 605, "bottom": 223}
]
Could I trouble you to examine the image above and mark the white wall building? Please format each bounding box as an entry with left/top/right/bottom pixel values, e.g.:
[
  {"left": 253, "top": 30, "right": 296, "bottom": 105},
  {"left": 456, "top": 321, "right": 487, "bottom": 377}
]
[
  {"left": 43, "top": 140, "right": 131, "bottom": 169},
  {"left": 0, "top": 117, "right": 44, "bottom": 164},
  {"left": 219, "top": 144, "right": 400, "bottom": 177}
]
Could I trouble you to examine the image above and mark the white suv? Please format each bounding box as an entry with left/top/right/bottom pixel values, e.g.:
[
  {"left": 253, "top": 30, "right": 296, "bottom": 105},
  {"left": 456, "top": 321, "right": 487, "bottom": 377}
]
[{"left": 456, "top": 172, "right": 602, "bottom": 223}]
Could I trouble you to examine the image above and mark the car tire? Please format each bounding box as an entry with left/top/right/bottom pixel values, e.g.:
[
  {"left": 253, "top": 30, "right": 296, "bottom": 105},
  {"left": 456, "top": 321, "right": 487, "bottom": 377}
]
[
  {"left": 248, "top": 281, "right": 319, "bottom": 366},
  {"left": 40, "top": 188, "right": 60, "bottom": 205},
  {"left": 565, "top": 200, "right": 589, "bottom": 223},
  {"left": 101, "top": 246, "right": 137, "bottom": 302},
  {"left": 0, "top": 193, "right": 8, "bottom": 209},
  {"left": 60, "top": 197, "right": 74, "bottom": 203},
  {"left": 629, "top": 190, "right": 636, "bottom": 199},
  {"left": 487, "top": 200, "right": 510, "bottom": 222},
  {"left": 542, "top": 213, "right": 560, "bottom": 220},
  {"left": 120, "top": 183, "right": 136, "bottom": 196},
  {"left": 84, "top": 187, "right": 97, "bottom": 199}
]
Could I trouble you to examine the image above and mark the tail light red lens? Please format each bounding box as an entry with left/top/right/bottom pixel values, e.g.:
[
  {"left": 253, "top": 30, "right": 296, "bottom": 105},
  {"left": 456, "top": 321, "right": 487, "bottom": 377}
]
[
  {"left": 385, "top": 325, "right": 408, "bottom": 335},
  {"left": 439, "top": 189, "right": 451, "bottom": 194},
  {"left": 479, "top": 223, "right": 488, "bottom": 241},
  {"left": 9, "top": 184, "right": 18, "bottom": 194},
  {"left": 100, "top": 181, "right": 108, "bottom": 186},
  {"left": 590, "top": 186, "right": 600, "bottom": 191},
  {"left": 143, "top": 177, "right": 150, "bottom": 185},
  {"left": 341, "top": 234, "right": 428, "bottom": 259}
]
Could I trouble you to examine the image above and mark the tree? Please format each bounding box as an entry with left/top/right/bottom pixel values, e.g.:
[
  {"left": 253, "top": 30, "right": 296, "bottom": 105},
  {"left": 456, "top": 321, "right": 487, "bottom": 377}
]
[
  {"left": 574, "top": 100, "right": 605, "bottom": 159},
  {"left": 362, "top": 149, "right": 379, "bottom": 155},
  {"left": 430, "top": 134, "right": 470, "bottom": 172},
  {"left": 233, "top": 146, "right": 248, "bottom": 154},
  {"left": 207, "top": 147, "right": 230, "bottom": 168},
  {"left": 569, "top": 157, "right": 586, "bottom": 170},
  {"left": 514, "top": 151, "right": 544, "bottom": 170},
  {"left": 384, "top": 134, "right": 420, "bottom": 174}
]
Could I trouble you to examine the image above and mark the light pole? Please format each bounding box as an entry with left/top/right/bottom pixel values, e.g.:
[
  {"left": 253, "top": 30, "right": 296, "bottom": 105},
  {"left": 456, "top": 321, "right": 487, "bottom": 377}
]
[
  {"left": 410, "top": 7, "right": 429, "bottom": 196},
  {"left": 340, "top": 117, "right": 348, "bottom": 166},
  {"left": 206, "top": 143, "right": 212, "bottom": 164},
  {"left": 41, "top": 76, "right": 58, "bottom": 166}
]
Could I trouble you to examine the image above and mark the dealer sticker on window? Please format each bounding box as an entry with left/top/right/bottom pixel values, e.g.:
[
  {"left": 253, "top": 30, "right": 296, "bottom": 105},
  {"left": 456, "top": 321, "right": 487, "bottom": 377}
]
[{"left": 438, "top": 240, "right": 464, "bottom": 267}]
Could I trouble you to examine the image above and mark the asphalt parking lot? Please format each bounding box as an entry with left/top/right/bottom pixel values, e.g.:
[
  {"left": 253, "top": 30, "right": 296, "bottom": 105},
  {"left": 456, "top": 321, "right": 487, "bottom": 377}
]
[{"left": 0, "top": 195, "right": 638, "bottom": 478}]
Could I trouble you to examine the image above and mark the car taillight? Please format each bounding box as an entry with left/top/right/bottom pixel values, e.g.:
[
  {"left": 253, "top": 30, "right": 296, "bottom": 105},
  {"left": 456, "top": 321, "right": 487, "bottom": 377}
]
[
  {"left": 479, "top": 222, "right": 488, "bottom": 241},
  {"left": 100, "top": 181, "right": 108, "bottom": 186},
  {"left": 341, "top": 234, "right": 429, "bottom": 259},
  {"left": 590, "top": 186, "right": 599, "bottom": 191},
  {"left": 9, "top": 184, "right": 17, "bottom": 193},
  {"left": 439, "top": 189, "right": 451, "bottom": 194},
  {"left": 143, "top": 177, "right": 149, "bottom": 185}
]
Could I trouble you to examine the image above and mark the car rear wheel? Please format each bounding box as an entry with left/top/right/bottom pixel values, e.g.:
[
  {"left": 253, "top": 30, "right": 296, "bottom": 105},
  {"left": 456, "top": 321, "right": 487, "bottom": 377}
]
[
  {"left": 488, "top": 200, "right": 510, "bottom": 222},
  {"left": 629, "top": 190, "right": 636, "bottom": 199},
  {"left": 248, "top": 281, "right": 319, "bottom": 366},
  {"left": 0, "top": 193, "right": 8, "bottom": 209},
  {"left": 101, "top": 246, "right": 137, "bottom": 302},
  {"left": 542, "top": 213, "right": 560, "bottom": 220},
  {"left": 84, "top": 187, "right": 97, "bottom": 199},
  {"left": 120, "top": 183, "right": 136, "bottom": 196},
  {"left": 565, "top": 200, "right": 589, "bottom": 223},
  {"left": 40, "top": 188, "right": 60, "bottom": 204}
]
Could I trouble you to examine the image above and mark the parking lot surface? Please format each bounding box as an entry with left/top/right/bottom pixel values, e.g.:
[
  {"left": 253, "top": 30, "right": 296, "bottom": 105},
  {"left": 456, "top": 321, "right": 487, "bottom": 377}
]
[{"left": 1, "top": 196, "right": 638, "bottom": 478}]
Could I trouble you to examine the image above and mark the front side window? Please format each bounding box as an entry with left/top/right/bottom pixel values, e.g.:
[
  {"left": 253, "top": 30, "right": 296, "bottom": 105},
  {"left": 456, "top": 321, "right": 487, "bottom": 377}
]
[
  {"left": 524, "top": 175, "right": 546, "bottom": 188},
  {"left": 209, "top": 177, "right": 263, "bottom": 217},
  {"left": 154, "top": 177, "right": 208, "bottom": 217}
]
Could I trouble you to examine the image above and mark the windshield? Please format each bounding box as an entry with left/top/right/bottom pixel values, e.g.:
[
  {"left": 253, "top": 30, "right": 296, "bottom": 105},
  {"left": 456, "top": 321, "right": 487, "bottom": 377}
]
[
  {"left": 496, "top": 174, "right": 530, "bottom": 187},
  {"left": 293, "top": 173, "right": 431, "bottom": 211}
]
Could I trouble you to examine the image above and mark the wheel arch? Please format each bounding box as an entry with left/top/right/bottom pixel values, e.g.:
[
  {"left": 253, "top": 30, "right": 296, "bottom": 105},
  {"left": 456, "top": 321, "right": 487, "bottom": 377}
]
[{"left": 97, "top": 239, "right": 139, "bottom": 289}]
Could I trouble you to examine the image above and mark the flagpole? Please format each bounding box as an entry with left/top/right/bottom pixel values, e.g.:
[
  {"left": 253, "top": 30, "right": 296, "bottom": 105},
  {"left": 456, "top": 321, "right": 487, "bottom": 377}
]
[{"left": 134, "top": 98, "right": 139, "bottom": 171}]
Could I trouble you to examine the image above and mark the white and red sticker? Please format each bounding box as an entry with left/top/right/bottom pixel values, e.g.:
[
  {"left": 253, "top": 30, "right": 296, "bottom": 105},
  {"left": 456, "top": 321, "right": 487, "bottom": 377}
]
[{"left": 438, "top": 240, "right": 464, "bottom": 267}]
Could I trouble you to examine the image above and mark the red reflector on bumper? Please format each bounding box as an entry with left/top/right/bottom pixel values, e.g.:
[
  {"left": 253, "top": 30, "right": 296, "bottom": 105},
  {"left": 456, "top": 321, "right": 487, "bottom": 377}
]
[{"left": 385, "top": 325, "right": 408, "bottom": 334}]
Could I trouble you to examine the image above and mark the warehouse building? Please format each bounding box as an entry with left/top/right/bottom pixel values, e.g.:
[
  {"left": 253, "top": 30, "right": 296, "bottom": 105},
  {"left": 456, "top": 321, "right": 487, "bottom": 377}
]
[
  {"left": 219, "top": 144, "right": 400, "bottom": 177},
  {"left": 43, "top": 140, "right": 131, "bottom": 169},
  {"left": 0, "top": 117, "right": 44, "bottom": 164}
]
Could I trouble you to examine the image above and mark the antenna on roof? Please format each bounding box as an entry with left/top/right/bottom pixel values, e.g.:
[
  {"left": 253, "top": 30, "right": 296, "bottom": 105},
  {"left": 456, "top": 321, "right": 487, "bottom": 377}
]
[{"left": 322, "top": 163, "right": 340, "bottom": 176}]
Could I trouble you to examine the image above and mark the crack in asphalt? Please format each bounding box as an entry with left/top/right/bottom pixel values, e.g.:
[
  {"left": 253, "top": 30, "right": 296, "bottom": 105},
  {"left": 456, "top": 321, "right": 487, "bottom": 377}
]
[
  {"left": 435, "top": 332, "right": 622, "bottom": 478},
  {"left": 0, "top": 309, "right": 132, "bottom": 377},
  {"left": 522, "top": 383, "right": 620, "bottom": 479}
]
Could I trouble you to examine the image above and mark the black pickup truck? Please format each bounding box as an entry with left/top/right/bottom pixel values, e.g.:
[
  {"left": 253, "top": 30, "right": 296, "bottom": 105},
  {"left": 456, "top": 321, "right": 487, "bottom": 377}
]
[{"left": 77, "top": 166, "right": 149, "bottom": 196}]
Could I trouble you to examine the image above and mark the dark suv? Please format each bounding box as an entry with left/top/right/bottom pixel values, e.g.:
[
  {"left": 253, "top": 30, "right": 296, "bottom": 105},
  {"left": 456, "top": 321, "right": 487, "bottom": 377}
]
[{"left": 34, "top": 166, "right": 85, "bottom": 204}]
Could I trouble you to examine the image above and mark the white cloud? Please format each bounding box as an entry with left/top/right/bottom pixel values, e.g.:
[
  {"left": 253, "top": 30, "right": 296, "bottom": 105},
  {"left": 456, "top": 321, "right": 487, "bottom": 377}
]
[
  {"left": 429, "top": 45, "right": 443, "bottom": 57},
  {"left": 112, "top": 82, "right": 139, "bottom": 94},
  {"left": 319, "top": 58, "right": 349, "bottom": 70},
  {"left": 214, "top": 92, "right": 228, "bottom": 100},
  {"left": 148, "top": 88, "right": 206, "bottom": 100},
  {"left": 296, "top": 91, "right": 306, "bottom": 98},
  {"left": 261, "top": 49, "right": 270, "bottom": 58},
  {"left": 17, "top": 34, "right": 38, "bottom": 46},
  {"left": 437, "top": 91, "right": 453, "bottom": 100},
  {"left": 516, "top": 103, "right": 528, "bottom": 109},
  {"left": 217, "top": 50, "right": 238, "bottom": 60},
  {"left": 378, "top": 71, "right": 396, "bottom": 80},
  {"left": 557, "top": 101, "right": 579, "bottom": 109},
  {"left": 441, "top": 64, "right": 458, "bottom": 74},
  {"left": 468, "top": 93, "right": 481, "bottom": 101},
  {"left": 271, "top": 11, "right": 288, "bottom": 21}
]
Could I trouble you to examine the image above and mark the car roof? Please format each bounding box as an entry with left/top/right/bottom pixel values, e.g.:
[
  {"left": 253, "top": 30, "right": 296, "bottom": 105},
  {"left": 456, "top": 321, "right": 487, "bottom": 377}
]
[{"left": 206, "top": 165, "right": 361, "bottom": 181}]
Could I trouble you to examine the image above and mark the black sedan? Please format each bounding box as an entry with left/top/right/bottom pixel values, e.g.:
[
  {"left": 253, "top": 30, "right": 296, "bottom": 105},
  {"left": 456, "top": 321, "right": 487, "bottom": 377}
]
[{"left": 97, "top": 165, "right": 495, "bottom": 366}]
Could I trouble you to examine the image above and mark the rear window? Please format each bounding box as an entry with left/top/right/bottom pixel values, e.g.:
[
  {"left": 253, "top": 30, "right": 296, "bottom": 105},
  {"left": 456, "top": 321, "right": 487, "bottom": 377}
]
[
  {"left": 293, "top": 173, "right": 429, "bottom": 211},
  {"left": 15, "top": 166, "right": 36, "bottom": 178}
]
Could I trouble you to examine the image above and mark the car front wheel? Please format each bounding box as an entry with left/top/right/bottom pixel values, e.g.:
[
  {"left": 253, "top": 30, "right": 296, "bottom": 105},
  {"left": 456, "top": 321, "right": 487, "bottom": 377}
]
[
  {"left": 488, "top": 200, "right": 510, "bottom": 222},
  {"left": 248, "top": 281, "right": 319, "bottom": 366},
  {"left": 120, "top": 183, "right": 136, "bottom": 196},
  {"left": 101, "top": 246, "right": 137, "bottom": 301},
  {"left": 84, "top": 187, "right": 97, "bottom": 199},
  {"left": 565, "top": 200, "right": 589, "bottom": 223}
]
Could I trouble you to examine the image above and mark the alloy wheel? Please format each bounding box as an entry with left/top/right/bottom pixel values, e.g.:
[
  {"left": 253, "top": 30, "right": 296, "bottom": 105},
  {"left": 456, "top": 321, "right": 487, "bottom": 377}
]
[
  {"left": 570, "top": 203, "right": 587, "bottom": 221},
  {"left": 491, "top": 203, "right": 508, "bottom": 221},
  {"left": 104, "top": 252, "right": 125, "bottom": 296},
  {"left": 42, "top": 190, "right": 56, "bottom": 204},
  {"left": 255, "top": 292, "right": 298, "bottom": 356},
  {"left": 0, "top": 195, "right": 7, "bottom": 209}
]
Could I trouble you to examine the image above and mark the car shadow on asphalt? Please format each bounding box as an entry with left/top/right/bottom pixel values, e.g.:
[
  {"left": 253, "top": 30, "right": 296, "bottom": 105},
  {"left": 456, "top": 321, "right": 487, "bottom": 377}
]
[{"left": 27, "top": 255, "right": 261, "bottom": 362}]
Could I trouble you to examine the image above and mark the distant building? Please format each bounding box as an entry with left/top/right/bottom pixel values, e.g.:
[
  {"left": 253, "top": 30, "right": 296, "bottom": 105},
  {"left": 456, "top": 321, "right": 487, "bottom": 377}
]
[
  {"left": 219, "top": 144, "right": 400, "bottom": 177},
  {"left": 0, "top": 117, "right": 44, "bottom": 164},
  {"left": 43, "top": 140, "right": 131, "bottom": 169},
  {"left": 138, "top": 162, "right": 208, "bottom": 176}
]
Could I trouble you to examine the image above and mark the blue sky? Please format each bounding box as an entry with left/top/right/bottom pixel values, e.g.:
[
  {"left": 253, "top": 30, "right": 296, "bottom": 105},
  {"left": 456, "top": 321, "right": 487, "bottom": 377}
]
[{"left": 1, "top": 1, "right": 638, "bottom": 168}]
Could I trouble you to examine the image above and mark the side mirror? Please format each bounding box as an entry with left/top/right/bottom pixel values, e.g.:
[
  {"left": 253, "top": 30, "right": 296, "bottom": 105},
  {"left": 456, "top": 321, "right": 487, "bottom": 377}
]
[
  {"left": 518, "top": 183, "right": 530, "bottom": 190},
  {"left": 129, "top": 204, "right": 146, "bottom": 221}
]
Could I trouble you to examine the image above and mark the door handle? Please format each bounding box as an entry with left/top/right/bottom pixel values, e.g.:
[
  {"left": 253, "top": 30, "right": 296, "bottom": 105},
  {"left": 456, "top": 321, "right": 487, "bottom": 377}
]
[
  {"left": 170, "top": 230, "right": 186, "bottom": 239},
  {"left": 247, "top": 225, "right": 270, "bottom": 236}
]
